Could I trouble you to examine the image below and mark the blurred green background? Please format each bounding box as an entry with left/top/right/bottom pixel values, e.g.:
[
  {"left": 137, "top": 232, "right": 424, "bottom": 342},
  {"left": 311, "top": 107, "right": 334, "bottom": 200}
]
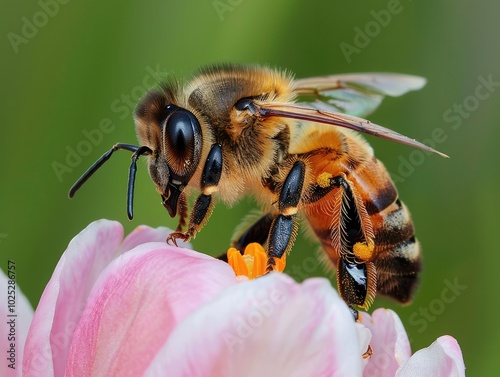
[{"left": 1, "top": 0, "right": 498, "bottom": 374}]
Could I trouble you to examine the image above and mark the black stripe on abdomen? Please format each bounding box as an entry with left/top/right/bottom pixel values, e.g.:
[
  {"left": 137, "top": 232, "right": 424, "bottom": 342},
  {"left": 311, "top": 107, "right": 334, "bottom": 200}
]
[
  {"left": 364, "top": 183, "right": 398, "bottom": 216},
  {"left": 373, "top": 200, "right": 414, "bottom": 248}
]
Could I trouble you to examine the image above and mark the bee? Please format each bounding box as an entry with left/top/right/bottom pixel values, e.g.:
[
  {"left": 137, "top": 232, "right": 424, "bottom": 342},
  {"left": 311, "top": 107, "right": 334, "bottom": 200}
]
[{"left": 69, "top": 64, "right": 446, "bottom": 317}]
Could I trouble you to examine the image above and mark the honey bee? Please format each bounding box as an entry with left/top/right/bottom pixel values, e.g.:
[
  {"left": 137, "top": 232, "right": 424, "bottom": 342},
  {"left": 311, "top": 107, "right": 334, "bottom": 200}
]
[{"left": 69, "top": 64, "right": 446, "bottom": 317}]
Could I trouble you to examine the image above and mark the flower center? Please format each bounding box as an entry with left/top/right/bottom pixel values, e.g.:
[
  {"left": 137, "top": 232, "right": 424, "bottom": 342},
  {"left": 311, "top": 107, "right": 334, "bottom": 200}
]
[{"left": 227, "top": 243, "right": 286, "bottom": 279}]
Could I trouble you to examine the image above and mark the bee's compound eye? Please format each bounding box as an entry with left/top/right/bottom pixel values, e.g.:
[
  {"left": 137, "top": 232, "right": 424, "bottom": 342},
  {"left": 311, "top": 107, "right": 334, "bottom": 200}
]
[
  {"left": 163, "top": 106, "right": 202, "bottom": 180},
  {"left": 234, "top": 98, "right": 256, "bottom": 112},
  {"left": 165, "top": 111, "right": 195, "bottom": 154}
]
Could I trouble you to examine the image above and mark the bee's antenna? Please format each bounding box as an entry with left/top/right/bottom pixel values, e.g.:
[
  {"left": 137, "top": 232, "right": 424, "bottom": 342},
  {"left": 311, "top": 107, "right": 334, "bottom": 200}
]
[
  {"left": 69, "top": 143, "right": 152, "bottom": 219},
  {"left": 127, "top": 146, "right": 153, "bottom": 219}
]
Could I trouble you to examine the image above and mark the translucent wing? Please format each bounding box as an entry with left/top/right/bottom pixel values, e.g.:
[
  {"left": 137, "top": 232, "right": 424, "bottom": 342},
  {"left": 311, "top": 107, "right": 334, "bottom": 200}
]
[
  {"left": 254, "top": 103, "right": 448, "bottom": 157},
  {"left": 293, "top": 73, "right": 426, "bottom": 117}
]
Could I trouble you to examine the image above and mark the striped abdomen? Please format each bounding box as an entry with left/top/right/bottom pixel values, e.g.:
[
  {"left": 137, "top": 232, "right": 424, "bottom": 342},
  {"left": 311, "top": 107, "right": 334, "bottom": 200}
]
[
  {"left": 302, "top": 135, "right": 421, "bottom": 306},
  {"left": 346, "top": 156, "right": 421, "bottom": 303}
]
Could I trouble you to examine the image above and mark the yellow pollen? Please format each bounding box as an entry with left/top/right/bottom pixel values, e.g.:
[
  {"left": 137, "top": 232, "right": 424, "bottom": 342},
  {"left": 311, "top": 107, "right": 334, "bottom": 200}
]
[
  {"left": 353, "top": 241, "right": 375, "bottom": 261},
  {"left": 317, "top": 172, "right": 333, "bottom": 188},
  {"left": 227, "top": 243, "right": 286, "bottom": 279}
]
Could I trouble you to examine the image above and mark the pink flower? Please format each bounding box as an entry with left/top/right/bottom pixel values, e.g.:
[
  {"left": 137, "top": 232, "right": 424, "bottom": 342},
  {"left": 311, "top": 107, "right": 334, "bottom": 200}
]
[
  {"left": 15, "top": 220, "right": 465, "bottom": 376},
  {"left": 360, "top": 310, "right": 465, "bottom": 376}
]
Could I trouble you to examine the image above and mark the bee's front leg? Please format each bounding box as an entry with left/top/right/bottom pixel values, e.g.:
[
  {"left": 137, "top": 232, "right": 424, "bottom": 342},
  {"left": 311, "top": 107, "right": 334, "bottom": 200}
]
[
  {"left": 175, "top": 192, "right": 188, "bottom": 232},
  {"left": 167, "top": 144, "right": 223, "bottom": 246},
  {"left": 265, "top": 160, "right": 306, "bottom": 273}
]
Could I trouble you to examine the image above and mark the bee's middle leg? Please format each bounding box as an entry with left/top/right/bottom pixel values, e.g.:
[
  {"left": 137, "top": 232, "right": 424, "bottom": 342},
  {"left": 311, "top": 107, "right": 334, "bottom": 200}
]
[{"left": 265, "top": 160, "right": 306, "bottom": 273}]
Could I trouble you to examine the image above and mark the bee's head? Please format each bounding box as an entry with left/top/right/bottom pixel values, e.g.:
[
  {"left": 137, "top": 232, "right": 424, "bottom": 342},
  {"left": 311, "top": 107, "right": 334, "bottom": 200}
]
[{"left": 135, "top": 90, "right": 202, "bottom": 217}]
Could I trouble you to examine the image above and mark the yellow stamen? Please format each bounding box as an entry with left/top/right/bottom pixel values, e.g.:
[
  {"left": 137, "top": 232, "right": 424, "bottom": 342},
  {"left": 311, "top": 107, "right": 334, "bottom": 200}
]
[
  {"left": 353, "top": 240, "right": 375, "bottom": 261},
  {"left": 227, "top": 243, "right": 286, "bottom": 279},
  {"left": 227, "top": 247, "right": 249, "bottom": 277}
]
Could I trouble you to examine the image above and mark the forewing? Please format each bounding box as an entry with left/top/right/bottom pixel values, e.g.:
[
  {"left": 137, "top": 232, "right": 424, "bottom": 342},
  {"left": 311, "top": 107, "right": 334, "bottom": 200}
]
[{"left": 255, "top": 103, "right": 447, "bottom": 157}]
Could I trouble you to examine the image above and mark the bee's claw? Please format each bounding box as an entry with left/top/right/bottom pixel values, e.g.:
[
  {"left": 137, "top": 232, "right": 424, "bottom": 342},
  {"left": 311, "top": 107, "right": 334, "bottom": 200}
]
[{"left": 166, "top": 232, "right": 191, "bottom": 247}]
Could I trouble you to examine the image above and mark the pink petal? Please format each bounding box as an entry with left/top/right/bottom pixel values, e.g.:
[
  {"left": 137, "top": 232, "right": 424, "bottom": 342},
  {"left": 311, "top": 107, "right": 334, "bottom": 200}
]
[
  {"left": 360, "top": 308, "right": 411, "bottom": 377},
  {"left": 0, "top": 268, "right": 34, "bottom": 377},
  {"left": 118, "top": 225, "right": 191, "bottom": 254},
  {"left": 145, "top": 274, "right": 364, "bottom": 377},
  {"left": 396, "top": 335, "right": 465, "bottom": 377},
  {"left": 65, "top": 243, "right": 236, "bottom": 377},
  {"left": 23, "top": 220, "right": 125, "bottom": 377}
]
